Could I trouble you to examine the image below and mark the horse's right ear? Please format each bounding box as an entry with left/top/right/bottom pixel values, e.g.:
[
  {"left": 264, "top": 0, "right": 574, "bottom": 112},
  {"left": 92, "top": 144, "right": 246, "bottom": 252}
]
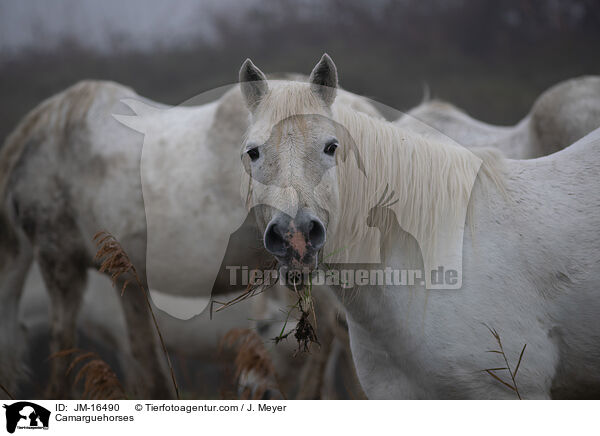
[{"left": 239, "top": 59, "right": 268, "bottom": 112}]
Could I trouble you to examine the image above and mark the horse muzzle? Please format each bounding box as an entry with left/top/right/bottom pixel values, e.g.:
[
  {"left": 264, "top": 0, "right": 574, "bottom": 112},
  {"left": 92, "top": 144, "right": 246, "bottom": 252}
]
[{"left": 263, "top": 209, "right": 326, "bottom": 272}]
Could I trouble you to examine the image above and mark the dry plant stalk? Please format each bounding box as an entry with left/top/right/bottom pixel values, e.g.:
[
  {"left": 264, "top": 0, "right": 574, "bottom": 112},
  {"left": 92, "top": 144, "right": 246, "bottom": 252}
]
[
  {"left": 0, "top": 382, "right": 15, "bottom": 400},
  {"left": 483, "top": 324, "right": 527, "bottom": 399},
  {"left": 51, "top": 349, "right": 125, "bottom": 400},
  {"left": 210, "top": 260, "right": 278, "bottom": 317},
  {"left": 93, "top": 231, "right": 180, "bottom": 400},
  {"left": 220, "top": 328, "right": 285, "bottom": 400},
  {"left": 211, "top": 281, "right": 273, "bottom": 316}
]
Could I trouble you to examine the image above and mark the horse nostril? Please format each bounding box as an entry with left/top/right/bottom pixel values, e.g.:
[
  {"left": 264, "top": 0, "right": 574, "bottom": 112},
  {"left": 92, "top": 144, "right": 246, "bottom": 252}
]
[
  {"left": 264, "top": 222, "right": 287, "bottom": 256},
  {"left": 308, "top": 219, "right": 326, "bottom": 250},
  {"left": 288, "top": 270, "right": 303, "bottom": 285}
]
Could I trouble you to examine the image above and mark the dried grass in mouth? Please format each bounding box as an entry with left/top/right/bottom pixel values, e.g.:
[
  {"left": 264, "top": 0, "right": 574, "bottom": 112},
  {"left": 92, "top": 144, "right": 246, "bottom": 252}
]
[
  {"left": 274, "top": 301, "right": 320, "bottom": 353},
  {"left": 220, "top": 328, "right": 285, "bottom": 399},
  {"left": 212, "top": 259, "right": 320, "bottom": 353},
  {"left": 93, "top": 231, "right": 181, "bottom": 400},
  {"left": 274, "top": 282, "right": 320, "bottom": 354},
  {"left": 293, "top": 311, "right": 319, "bottom": 353},
  {"left": 51, "top": 349, "right": 126, "bottom": 400}
]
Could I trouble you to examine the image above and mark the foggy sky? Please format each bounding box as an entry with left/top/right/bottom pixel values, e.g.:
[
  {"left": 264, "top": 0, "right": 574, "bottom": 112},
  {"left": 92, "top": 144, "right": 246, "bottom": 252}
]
[{"left": 0, "top": 0, "right": 258, "bottom": 55}]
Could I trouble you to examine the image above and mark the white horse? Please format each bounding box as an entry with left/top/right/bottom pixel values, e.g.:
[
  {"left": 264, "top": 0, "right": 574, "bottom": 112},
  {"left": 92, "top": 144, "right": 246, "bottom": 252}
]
[
  {"left": 396, "top": 76, "right": 600, "bottom": 159},
  {"left": 238, "top": 54, "right": 600, "bottom": 399},
  {"left": 0, "top": 77, "right": 378, "bottom": 399}
]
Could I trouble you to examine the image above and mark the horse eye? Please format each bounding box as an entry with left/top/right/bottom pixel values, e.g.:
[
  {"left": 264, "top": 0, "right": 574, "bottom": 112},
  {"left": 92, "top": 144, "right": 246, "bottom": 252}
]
[
  {"left": 247, "top": 147, "right": 260, "bottom": 161},
  {"left": 324, "top": 141, "right": 338, "bottom": 156}
]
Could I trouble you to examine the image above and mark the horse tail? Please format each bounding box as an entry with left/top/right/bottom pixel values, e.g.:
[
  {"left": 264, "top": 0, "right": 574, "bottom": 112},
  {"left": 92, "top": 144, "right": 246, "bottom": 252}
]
[
  {"left": 0, "top": 93, "right": 56, "bottom": 265},
  {"left": 0, "top": 102, "right": 47, "bottom": 206},
  {"left": 0, "top": 82, "right": 114, "bottom": 267},
  {"left": 0, "top": 98, "right": 51, "bottom": 262},
  {"left": 0, "top": 86, "right": 54, "bottom": 395},
  {"left": 0, "top": 82, "right": 109, "bottom": 394},
  {"left": 2, "top": 81, "right": 107, "bottom": 204}
]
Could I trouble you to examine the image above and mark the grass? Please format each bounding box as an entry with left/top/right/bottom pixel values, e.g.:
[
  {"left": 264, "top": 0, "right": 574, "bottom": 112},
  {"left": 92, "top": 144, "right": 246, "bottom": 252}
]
[
  {"left": 93, "top": 231, "right": 181, "bottom": 400},
  {"left": 50, "top": 349, "right": 126, "bottom": 400},
  {"left": 212, "top": 257, "right": 321, "bottom": 354},
  {"left": 272, "top": 276, "right": 320, "bottom": 353},
  {"left": 0, "top": 382, "right": 15, "bottom": 400},
  {"left": 220, "top": 328, "right": 286, "bottom": 399},
  {"left": 210, "top": 260, "right": 278, "bottom": 317},
  {"left": 483, "top": 324, "right": 527, "bottom": 399}
]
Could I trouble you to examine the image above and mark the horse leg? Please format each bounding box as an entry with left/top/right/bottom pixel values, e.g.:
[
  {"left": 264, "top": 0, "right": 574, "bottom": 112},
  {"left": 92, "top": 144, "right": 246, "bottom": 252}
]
[
  {"left": 117, "top": 278, "right": 174, "bottom": 399},
  {"left": 0, "top": 219, "right": 33, "bottom": 399},
  {"left": 35, "top": 239, "right": 88, "bottom": 399}
]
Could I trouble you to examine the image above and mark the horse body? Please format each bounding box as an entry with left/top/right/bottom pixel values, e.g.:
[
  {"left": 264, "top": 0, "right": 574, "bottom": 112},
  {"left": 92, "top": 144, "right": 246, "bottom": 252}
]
[
  {"left": 397, "top": 76, "right": 600, "bottom": 159},
  {"left": 345, "top": 133, "right": 600, "bottom": 399},
  {"left": 1, "top": 80, "right": 188, "bottom": 398},
  {"left": 0, "top": 80, "right": 258, "bottom": 397},
  {"left": 0, "top": 78, "right": 378, "bottom": 398},
  {"left": 238, "top": 55, "right": 600, "bottom": 399},
  {"left": 397, "top": 100, "right": 533, "bottom": 158}
]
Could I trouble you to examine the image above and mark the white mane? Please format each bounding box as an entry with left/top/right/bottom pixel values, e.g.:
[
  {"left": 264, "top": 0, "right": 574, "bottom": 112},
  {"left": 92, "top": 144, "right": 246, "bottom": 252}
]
[
  {"left": 330, "top": 106, "right": 504, "bottom": 289},
  {"left": 248, "top": 80, "right": 505, "bottom": 287}
]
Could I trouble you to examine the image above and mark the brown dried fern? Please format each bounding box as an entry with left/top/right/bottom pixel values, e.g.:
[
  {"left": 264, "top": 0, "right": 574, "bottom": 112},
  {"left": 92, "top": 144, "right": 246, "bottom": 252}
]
[
  {"left": 220, "top": 328, "right": 286, "bottom": 400},
  {"left": 94, "top": 231, "right": 140, "bottom": 296},
  {"left": 93, "top": 231, "right": 180, "bottom": 399},
  {"left": 51, "top": 349, "right": 125, "bottom": 400}
]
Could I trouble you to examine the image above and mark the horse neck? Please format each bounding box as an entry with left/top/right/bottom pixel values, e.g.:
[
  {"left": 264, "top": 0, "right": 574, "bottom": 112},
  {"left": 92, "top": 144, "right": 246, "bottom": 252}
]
[{"left": 328, "top": 226, "right": 427, "bottom": 337}]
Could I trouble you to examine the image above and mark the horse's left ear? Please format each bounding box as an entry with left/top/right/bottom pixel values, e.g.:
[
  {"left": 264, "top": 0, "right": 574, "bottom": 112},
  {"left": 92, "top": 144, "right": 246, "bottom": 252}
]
[{"left": 309, "top": 53, "right": 338, "bottom": 106}]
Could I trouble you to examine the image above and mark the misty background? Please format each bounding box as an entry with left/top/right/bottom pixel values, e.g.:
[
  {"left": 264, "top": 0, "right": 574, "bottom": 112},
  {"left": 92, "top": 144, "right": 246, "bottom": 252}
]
[{"left": 1, "top": 0, "right": 599, "bottom": 144}]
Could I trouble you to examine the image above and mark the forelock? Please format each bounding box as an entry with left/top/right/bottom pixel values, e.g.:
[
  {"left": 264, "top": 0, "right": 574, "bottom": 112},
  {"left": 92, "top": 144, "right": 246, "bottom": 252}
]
[{"left": 254, "top": 81, "right": 328, "bottom": 125}]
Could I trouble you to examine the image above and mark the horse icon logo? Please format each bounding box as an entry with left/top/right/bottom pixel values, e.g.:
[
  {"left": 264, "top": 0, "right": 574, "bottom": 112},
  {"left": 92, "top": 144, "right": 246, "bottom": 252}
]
[{"left": 2, "top": 402, "right": 50, "bottom": 433}]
